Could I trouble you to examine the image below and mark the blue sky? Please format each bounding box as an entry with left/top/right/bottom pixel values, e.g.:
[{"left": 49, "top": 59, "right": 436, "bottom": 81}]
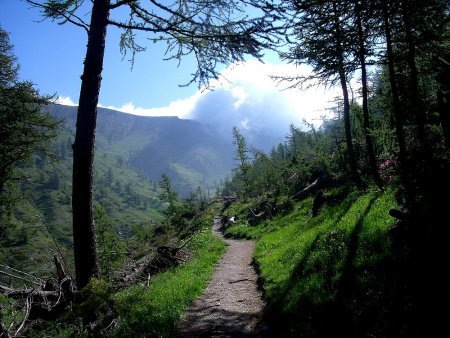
[
  {"left": 0, "top": 0, "right": 342, "bottom": 148},
  {"left": 0, "top": 0, "right": 200, "bottom": 107}
]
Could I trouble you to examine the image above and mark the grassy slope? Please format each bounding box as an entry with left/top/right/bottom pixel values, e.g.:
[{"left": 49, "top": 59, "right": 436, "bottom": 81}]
[
  {"left": 25, "top": 211, "right": 226, "bottom": 338},
  {"left": 9, "top": 184, "right": 426, "bottom": 337},
  {"left": 112, "top": 227, "right": 226, "bottom": 338},
  {"left": 224, "top": 186, "right": 400, "bottom": 337}
]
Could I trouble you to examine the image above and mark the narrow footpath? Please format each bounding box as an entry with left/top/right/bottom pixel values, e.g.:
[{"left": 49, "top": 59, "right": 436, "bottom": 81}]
[{"left": 178, "top": 217, "right": 269, "bottom": 337}]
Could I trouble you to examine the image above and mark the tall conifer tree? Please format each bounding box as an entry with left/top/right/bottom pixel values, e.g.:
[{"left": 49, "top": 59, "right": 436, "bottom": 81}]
[
  {"left": 0, "top": 26, "right": 60, "bottom": 234},
  {"left": 26, "top": 0, "right": 276, "bottom": 288}
]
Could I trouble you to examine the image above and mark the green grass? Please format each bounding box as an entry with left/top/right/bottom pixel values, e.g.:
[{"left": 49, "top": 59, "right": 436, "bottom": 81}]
[
  {"left": 263, "top": 187, "right": 397, "bottom": 336},
  {"left": 24, "top": 213, "right": 226, "bottom": 338},
  {"left": 224, "top": 186, "right": 399, "bottom": 337},
  {"left": 223, "top": 195, "right": 308, "bottom": 240},
  {"left": 111, "top": 227, "right": 226, "bottom": 337}
]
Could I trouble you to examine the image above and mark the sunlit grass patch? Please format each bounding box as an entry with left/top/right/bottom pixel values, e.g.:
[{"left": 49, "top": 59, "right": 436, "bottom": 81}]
[
  {"left": 354, "top": 188, "right": 397, "bottom": 267},
  {"left": 224, "top": 222, "right": 267, "bottom": 239},
  {"left": 225, "top": 196, "right": 314, "bottom": 239},
  {"left": 254, "top": 186, "right": 398, "bottom": 336},
  {"left": 112, "top": 229, "right": 226, "bottom": 337}
]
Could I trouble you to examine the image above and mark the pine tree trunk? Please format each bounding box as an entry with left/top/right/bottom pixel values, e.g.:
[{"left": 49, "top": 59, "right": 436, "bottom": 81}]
[
  {"left": 355, "top": 1, "right": 382, "bottom": 189},
  {"left": 401, "top": 2, "right": 432, "bottom": 159},
  {"left": 339, "top": 68, "right": 363, "bottom": 190},
  {"left": 437, "top": 89, "right": 450, "bottom": 149},
  {"left": 72, "top": 0, "right": 110, "bottom": 289},
  {"left": 332, "top": 2, "right": 362, "bottom": 190},
  {"left": 382, "top": 1, "right": 412, "bottom": 203}
]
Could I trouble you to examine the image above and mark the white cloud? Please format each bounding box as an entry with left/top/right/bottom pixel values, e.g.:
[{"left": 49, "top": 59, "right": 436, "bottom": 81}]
[
  {"left": 57, "top": 60, "right": 342, "bottom": 150},
  {"left": 56, "top": 96, "right": 77, "bottom": 106},
  {"left": 98, "top": 92, "right": 202, "bottom": 118},
  {"left": 206, "top": 60, "right": 341, "bottom": 126},
  {"left": 182, "top": 60, "right": 342, "bottom": 150},
  {"left": 240, "top": 117, "right": 250, "bottom": 130},
  {"left": 95, "top": 60, "right": 340, "bottom": 125},
  {"left": 231, "top": 86, "right": 249, "bottom": 109}
]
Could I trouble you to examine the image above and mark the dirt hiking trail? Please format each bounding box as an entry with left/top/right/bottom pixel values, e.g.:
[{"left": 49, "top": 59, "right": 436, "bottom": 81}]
[{"left": 178, "top": 217, "right": 270, "bottom": 337}]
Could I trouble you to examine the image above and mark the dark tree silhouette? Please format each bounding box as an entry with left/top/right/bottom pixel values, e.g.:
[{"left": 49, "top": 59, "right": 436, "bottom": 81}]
[
  {"left": 277, "top": 0, "right": 363, "bottom": 189},
  {"left": 352, "top": 0, "right": 383, "bottom": 189}
]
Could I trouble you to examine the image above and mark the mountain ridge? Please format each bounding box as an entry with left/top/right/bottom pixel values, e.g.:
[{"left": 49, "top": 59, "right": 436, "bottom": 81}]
[{"left": 48, "top": 104, "right": 235, "bottom": 196}]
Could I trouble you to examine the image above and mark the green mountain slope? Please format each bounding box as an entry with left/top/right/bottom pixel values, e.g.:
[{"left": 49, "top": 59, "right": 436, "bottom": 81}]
[
  {"left": 1, "top": 122, "right": 161, "bottom": 275},
  {"left": 1, "top": 103, "right": 235, "bottom": 275},
  {"left": 49, "top": 104, "right": 235, "bottom": 196}
]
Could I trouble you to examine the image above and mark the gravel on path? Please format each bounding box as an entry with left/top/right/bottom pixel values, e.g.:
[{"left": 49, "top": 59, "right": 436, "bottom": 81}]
[{"left": 178, "top": 217, "right": 269, "bottom": 337}]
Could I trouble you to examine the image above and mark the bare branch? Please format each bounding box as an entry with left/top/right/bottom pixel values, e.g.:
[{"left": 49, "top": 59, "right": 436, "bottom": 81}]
[
  {"left": 26, "top": 0, "right": 90, "bottom": 33},
  {"left": 0, "top": 270, "right": 37, "bottom": 285},
  {"left": 0, "top": 264, "right": 45, "bottom": 285},
  {"left": 0, "top": 285, "right": 59, "bottom": 299},
  {"left": 107, "top": 19, "right": 159, "bottom": 33},
  {"left": 109, "top": 0, "right": 136, "bottom": 10},
  {"left": 0, "top": 318, "right": 10, "bottom": 338},
  {"left": 14, "top": 296, "right": 31, "bottom": 337}
]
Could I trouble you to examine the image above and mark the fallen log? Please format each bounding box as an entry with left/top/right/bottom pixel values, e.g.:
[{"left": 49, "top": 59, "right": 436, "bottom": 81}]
[
  {"left": 248, "top": 203, "right": 272, "bottom": 226},
  {"left": 115, "top": 244, "right": 191, "bottom": 287},
  {"left": 272, "top": 199, "right": 294, "bottom": 215},
  {"left": 253, "top": 198, "right": 279, "bottom": 224},
  {"left": 0, "top": 255, "right": 74, "bottom": 333},
  {"left": 0, "top": 281, "right": 71, "bottom": 323},
  {"left": 291, "top": 178, "right": 320, "bottom": 201},
  {"left": 291, "top": 175, "right": 330, "bottom": 202},
  {"left": 248, "top": 208, "right": 265, "bottom": 226},
  {"left": 0, "top": 285, "right": 60, "bottom": 300},
  {"left": 221, "top": 195, "right": 237, "bottom": 213}
]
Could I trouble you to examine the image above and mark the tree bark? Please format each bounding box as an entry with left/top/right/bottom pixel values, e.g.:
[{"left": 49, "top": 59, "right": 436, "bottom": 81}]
[
  {"left": 339, "top": 69, "right": 363, "bottom": 190},
  {"left": 401, "top": 2, "right": 432, "bottom": 160},
  {"left": 382, "top": 0, "right": 412, "bottom": 204},
  {"left": 355, "top": 0, "right": 383, "bottom": 189},
  {"left": 437, "top": 89, "right": 450, "bottom": 149},
  {"left": 72, "top": 0, "right": 110, "bottom": 289},
  {"left": 331, "top": 2, "right": 363, "bottom": 190}
]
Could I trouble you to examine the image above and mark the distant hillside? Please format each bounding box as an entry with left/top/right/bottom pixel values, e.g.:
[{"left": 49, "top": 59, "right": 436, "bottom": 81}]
[
  {"left": 2, "top": 104, "right": 236, "bottom": 274},
  {"left": 4, "top": 120, "right": 164, "bottom": 275},
  {"left": 49, "top": 104, "right": 235, "bottom": 196}
]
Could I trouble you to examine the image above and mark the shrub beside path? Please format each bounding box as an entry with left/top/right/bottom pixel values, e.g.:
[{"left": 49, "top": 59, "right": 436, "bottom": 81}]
[{"left": 178, "top": 217, "right": 269, "bottom": 337}]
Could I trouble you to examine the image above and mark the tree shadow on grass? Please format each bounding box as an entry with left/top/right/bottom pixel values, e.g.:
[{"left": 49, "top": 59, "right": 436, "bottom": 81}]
[{"left": 265, "top": 195, "right": 378, "bottom": 337}]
